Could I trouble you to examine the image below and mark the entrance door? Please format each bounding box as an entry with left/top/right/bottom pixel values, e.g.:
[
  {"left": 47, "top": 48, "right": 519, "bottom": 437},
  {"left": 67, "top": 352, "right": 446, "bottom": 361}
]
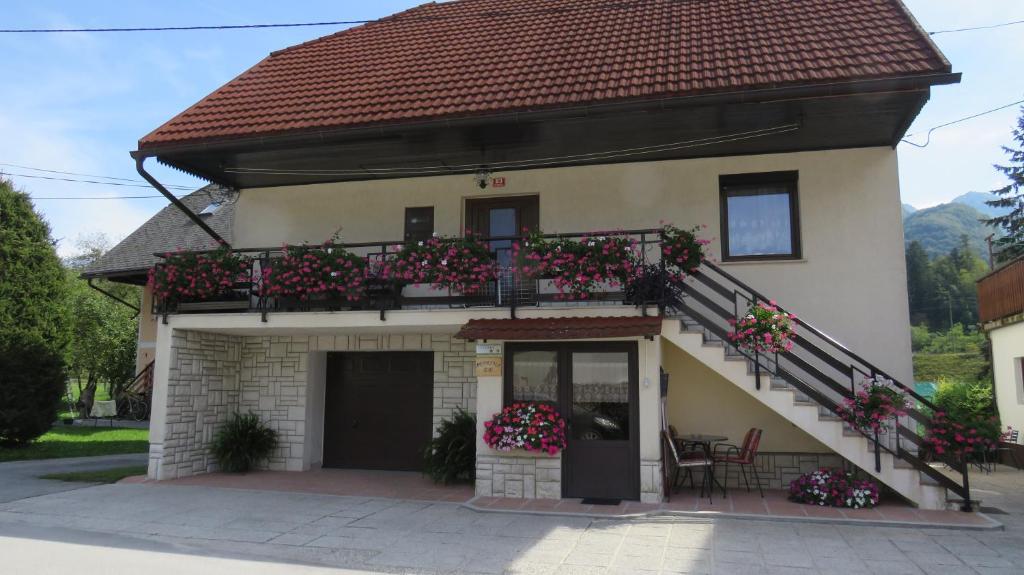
[
  {"left": 562, "top": 343, "right": 640, "bottom": 500},
  {"left": 322, "top": 352, "right": 433, "bottom": 470},
  {"left": 466, "top": 196, "right": 539, "bottom": 303}
]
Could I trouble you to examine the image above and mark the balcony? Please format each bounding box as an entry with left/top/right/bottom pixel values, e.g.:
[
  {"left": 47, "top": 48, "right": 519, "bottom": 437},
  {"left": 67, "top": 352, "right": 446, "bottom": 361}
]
[
  {"left": 977, "top": 256, "right": 1024, "bottom": 325},
  {"left": 150, "top": 228, "right": 701, "bottom": 321}
]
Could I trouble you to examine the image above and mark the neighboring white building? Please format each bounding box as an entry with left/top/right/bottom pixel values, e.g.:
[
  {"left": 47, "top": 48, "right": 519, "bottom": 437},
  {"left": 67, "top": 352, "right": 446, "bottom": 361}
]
[
  {"left": 86, "top": 0, "right": 970, "bottom": 509},
  {"left": 978, "top": 257, "right": 1024, "bottom": 445}
]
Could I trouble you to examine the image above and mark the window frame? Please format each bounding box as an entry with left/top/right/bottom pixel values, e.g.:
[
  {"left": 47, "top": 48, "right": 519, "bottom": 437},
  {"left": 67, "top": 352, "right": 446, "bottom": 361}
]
[
  {"left": 403, "top": 206, "right": 434, "bottom": 243},
  {"left": 719, "top": 171, "right": 802, "bottom": 262}
]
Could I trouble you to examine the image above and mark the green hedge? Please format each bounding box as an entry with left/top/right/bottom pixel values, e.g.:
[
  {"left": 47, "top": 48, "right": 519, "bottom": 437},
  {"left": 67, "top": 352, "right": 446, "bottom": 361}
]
[{"left": 913, "top": 353, "right": 989, "bottom": 383}]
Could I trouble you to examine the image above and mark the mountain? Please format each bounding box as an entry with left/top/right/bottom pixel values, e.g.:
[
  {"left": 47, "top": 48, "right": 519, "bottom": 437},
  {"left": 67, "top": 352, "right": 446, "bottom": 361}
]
[
  {"left": 903, "top": 203, "right": 997, "bottom": 259},
  {"left": 951, "top": 191, "right": 1013, "bottom": 218},
  {"left": 902, "top": 203, "right": 917, "bottom": 218}
]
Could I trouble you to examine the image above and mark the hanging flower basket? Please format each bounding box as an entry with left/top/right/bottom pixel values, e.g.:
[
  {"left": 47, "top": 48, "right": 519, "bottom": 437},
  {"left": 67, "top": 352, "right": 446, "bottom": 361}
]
[
  {"left": 659, "top": 223, "right": 710, "bottom": 280},
  {"left": 388, "top": 233, "right": 497, "bottom": 295},
  {"left": 728, "top": 300, "right": 796, "bottom": 354},
  {"left": 148, "top": 247, "right": 250, "bottom": 304},
  {"left": 836, "top": 376, "right": 908, "bottom": 434},
  {"left": 789, "top": 468, "right": 879, "bottom": 509},
  {"left": 924, "top": 411, "right": 999, "bottom": 460},
  {"left": 483, "top": 402, "right": 567, "bottom": 455},
  {"left": 262, "top": 243, "right": 368, "bottom": 303},
  {"left": 514, "top": 230, "right": 639, "bottom": 300}
]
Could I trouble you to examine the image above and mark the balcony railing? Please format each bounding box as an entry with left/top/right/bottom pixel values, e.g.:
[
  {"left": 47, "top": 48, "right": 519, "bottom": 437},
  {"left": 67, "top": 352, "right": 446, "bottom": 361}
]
[
  {"left": 151, "top": 228, "right": 673, "bottom": 321},
  {"left": 977, "top": 256, "right": 1024, "bottom": 324}
]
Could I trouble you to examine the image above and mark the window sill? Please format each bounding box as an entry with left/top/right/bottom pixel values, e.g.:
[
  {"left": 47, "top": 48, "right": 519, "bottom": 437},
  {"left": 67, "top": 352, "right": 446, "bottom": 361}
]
[{"left": 717, "top": 258, "right": 808, "bottom": 266}]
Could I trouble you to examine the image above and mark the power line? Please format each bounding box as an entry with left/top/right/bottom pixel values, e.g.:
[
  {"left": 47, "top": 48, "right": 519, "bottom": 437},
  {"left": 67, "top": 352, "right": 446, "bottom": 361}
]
[
  {"left": 0, "top": 20, "right": 374, "bottom": 33},
  {"left": 0, "top": 162, "right": 194, "bottom": 190},
  {"left": 30, "top": 194, "right": 169, "bottom": 200},
  {"left": 900, "top": 98, "right": 1024, "bottom": 148},
  {"left": 2, "top": 171, "right": 189, "bottom": 190},
  {"left": 929, "top": 19, "right": 1024, "bottom": 35}
]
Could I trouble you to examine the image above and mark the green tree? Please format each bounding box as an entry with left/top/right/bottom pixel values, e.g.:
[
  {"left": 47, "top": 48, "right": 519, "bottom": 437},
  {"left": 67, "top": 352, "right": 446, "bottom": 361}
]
[
  {"left": 986, "top": 107, "right": 1024, "bottom": 263},
  {"left": 905, "top": 241, "right": 933, "bottom": 325},
  {"left": 0, "top": 179, "right": 68, "bottom": 443}
]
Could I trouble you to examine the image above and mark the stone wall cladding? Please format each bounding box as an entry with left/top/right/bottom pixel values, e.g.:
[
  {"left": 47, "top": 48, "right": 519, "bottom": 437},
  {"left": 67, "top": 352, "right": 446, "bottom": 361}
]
[
  {"left": 158, "top": 330, "right": 241, "bottom": 479},
  {"left": 155, "top": 330, "right": 474, "bottom": 479},
  {"left": 640, "top": 458, "right": 663, "bottom": 503},
  {"left": 710, "top": 452, "right": 846, "bottom": 490},
  {"left": 475, "top": 453, "right": 561, "bottom": 499}
]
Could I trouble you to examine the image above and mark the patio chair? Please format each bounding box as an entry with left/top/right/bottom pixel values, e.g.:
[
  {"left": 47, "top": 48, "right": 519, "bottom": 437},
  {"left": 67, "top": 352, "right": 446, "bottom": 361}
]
[
  {"left": 994, "top": 429, "right": 1021, "bottom": 470},
  {"left": 713, "top": 428, "right": 763, "bottom": 498},
  {"left": 662, "top": 430, "right": 714, "bottom": 503}
]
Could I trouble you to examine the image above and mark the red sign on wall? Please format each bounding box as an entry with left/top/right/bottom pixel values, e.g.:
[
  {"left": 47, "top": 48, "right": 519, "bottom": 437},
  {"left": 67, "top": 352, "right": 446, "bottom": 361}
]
[{"left": 491, "top": 177, "right": 506, "bottom": 188}]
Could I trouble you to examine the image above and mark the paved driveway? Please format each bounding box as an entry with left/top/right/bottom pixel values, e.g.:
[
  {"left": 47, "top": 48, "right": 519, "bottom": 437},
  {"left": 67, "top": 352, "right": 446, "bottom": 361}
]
[
  {"left": 0, "top": 465, "right": 1021, "bottom": 574},
  {"left": 0, "top": 453, "right": 147, "bottom": 504}
]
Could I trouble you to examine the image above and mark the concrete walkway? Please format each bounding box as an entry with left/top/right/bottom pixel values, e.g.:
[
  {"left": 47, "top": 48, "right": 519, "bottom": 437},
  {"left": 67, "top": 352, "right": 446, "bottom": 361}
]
[
  {"left": 0, "top": 453, "right": 148, "bottom": 504},
  {"left": 0, "top": 465, "right": 1021, "bottom": 574}
]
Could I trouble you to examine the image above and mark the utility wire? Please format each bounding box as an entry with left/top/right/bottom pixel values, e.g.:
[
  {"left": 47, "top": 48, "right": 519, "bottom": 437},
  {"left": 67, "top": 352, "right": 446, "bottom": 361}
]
[
  {"left": 900, "top": 98, "right": 1024, "bottom": 148},
  {"left": 30, "top": 194, "right": 170, "bottom": 200},
  {"left": 3, "top": 171, "right": 189, "bottom": 190},
  {"left": 0, "top": 162, "right": 194, "bottom": 190},
  {"left": 929, "top": 19, "right": 1024, "bottom": 35}
]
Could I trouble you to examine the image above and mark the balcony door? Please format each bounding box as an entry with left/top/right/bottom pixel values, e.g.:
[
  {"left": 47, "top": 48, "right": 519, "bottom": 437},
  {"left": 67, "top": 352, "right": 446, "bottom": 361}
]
[{"left": 466, "top": 196, "right": 539, "bottom": 303}]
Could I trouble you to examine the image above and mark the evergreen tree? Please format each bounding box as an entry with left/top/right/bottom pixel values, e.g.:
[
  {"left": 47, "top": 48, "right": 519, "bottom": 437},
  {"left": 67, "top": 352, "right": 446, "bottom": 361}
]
[
  {"left": 905, "top": 241, "right": 933, "bottom": 325},
  {"left": 986, "top": 107, "right": 1024, "bottom": 263}
]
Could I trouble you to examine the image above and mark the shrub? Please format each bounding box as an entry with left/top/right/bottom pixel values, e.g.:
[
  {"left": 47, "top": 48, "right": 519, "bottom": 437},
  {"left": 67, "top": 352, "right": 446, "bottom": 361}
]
[
  {"left": 483, "top": 402, "right": 567, "bottom": 455},
  {"left": 923, "top": 410, "right": 998, "bottom": 460},
  {"left": 389, "top": 233, "right": 497, "bottom": 294},
  {"left": 210, "top": 412, "right": 278, "bottom": 472},
  {"left": 728, "top": 300, "right": 796, "bottom": 354},
  {"left": 0, "top": 339, "right": 67, "bottom": 447},
  {"left": 932, "top": 378, "right": 994, "bottom": 422},
  {"left": 149, "top": 246, "right": 249, "bottom": 303},
  {"left": 789, "top": 468, "right": 879, "bottom": 509},
  {"left": 263, "top": 243, "right": 368, "bottom": 302},
  {"left": 423, "top": 408, "right": 476, "bottom": 484}
]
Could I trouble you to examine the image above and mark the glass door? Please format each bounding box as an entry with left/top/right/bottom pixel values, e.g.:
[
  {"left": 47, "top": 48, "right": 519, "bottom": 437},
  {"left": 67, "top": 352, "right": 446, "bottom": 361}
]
[{"left": 466, "top": 196, "right": 539, "bottom": 305}]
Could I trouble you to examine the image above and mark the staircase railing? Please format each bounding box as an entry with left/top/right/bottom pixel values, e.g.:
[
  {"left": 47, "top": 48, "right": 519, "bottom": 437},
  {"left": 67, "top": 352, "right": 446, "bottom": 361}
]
[{"left": 670, "top": 261, "right": 971, "bottom": 510}]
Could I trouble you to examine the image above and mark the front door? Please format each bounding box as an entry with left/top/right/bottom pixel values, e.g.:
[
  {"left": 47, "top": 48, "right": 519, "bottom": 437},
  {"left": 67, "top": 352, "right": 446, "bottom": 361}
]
[
  {"left": 505, "top": 342, "right": 640, "bottom": 500},
  {"left": 562, "top": 343, "right": 640, "bottom": 500},
  {"left": 322, "top": 352, "right": 433, "bottom": 470}
]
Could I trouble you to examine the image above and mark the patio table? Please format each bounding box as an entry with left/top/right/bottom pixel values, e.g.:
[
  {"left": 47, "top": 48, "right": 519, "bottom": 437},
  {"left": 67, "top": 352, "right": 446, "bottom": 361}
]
[{"left": 676, "top": 434, "right": 728, "bottom": 494}]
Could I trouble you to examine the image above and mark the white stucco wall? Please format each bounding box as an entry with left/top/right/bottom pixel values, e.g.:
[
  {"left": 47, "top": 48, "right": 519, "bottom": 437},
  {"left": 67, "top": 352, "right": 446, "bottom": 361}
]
[
  {"left": 992, "top": 320, "right": 1024, "bottom": 433},
  {"left": 231, "top": 147, "right": 913, "bottom": 384}
]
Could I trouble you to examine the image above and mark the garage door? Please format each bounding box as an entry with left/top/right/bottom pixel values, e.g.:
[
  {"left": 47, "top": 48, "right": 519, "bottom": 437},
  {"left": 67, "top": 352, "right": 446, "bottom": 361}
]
[{"left": 323, "top": 352, "right": 433, "bottom": 471}]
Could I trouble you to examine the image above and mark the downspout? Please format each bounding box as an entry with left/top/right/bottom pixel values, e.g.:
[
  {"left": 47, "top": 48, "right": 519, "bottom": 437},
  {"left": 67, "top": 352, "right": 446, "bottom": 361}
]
[
  {"left": 87, "top": 278, "right": 141, "bottom": 319},
  {"left": 134, "top": 156, "right": 228, "bottom": 246}
]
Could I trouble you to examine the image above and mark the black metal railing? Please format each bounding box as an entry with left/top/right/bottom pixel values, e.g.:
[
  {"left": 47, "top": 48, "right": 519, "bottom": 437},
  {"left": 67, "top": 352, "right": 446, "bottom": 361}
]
[
  {"left": 152, "top": 228, "right": 670, "bottom": 321},
  {"left": 670, "top": 262, "right": 971, "bottom": 509}
]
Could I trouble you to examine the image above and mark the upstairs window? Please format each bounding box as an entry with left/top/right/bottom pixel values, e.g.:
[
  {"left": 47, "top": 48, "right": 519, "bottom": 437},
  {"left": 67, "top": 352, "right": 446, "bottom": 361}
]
[
  {"left": 719, "top": 171, "right": 801, "bottom": 261},
  {"left": 404, "top": 206, "right": 434, "bottom": 243}
]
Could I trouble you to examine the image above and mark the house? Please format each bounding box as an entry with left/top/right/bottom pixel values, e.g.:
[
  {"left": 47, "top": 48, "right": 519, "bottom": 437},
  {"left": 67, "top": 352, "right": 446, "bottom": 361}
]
[
  {"left": 978, "top": 256, "right": 1024, "bottom": 460},
  {"left": 88, "top": 0, "right": 971, "bottom": 508}
]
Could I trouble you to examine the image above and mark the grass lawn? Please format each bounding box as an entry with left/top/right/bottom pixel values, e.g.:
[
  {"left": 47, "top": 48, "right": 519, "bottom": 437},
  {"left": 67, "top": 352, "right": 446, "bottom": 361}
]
[
  {"left": 39, "top": 465, "right": 147, "bottom": 484},
  {"left": 0, "top": 427, "right": 148, "bottom": 463}
]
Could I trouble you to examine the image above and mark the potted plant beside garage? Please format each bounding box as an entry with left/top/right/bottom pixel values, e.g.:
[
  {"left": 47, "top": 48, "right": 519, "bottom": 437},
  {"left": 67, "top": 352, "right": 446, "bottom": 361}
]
[
  {"left": 483, "top": 402, "right": 568, "bottom": 456},
  {"left": 262, "top": 241, "right": 369, "bottom": 311}
]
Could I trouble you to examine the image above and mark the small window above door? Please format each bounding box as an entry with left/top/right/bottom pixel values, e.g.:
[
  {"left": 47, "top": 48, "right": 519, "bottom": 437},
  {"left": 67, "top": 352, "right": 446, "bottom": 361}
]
[{"left": 404, "top": 207, "right": 434, "bottom": 243}]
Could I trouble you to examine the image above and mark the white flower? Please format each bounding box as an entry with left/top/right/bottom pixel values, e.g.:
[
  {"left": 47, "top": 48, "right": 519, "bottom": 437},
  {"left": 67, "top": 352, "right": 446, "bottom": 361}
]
[
  {"left": 418, "top": 241, "right": 424, "bottom": 246},
  {"left": 422, "top": 260, "right": 429, "bottom": 266}
]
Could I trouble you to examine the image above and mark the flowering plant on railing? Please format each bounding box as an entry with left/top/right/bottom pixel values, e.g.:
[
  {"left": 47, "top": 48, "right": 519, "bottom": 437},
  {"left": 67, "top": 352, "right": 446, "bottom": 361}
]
[
  {"left": 924, "top": 411, "right": 998, "bottom": 459},
  {"left": 262, "top": 242, "right": 368, "bottom": 302},
  {"left": 836, "top": 375, "right": 908, "bottom": 434},
  {"left": 148, "top": 246, "right": 250, "bottom": 303},
  {"left": 483, "top": 402, "right": 567, "bottom": 455},
  {"left": 788, "top": 468, "right": 879, "bottom": 509},
  {"left": 388, "top": 232, "right": 497, "bottom": 294},
  {"left": 727, "top": 300, "right": 796, "bottom": 354},
  {"left": 513, "top": 230, "right": 639, "bottom": 300},
  {"left": 660, "top": 223, "right": 710, "bottom": 280}
]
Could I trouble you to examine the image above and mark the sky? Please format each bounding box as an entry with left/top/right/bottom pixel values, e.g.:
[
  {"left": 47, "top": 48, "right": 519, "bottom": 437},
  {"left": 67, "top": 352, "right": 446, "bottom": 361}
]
[{"left": 1, "top": 1, "right": 1022, "bottom": 257}]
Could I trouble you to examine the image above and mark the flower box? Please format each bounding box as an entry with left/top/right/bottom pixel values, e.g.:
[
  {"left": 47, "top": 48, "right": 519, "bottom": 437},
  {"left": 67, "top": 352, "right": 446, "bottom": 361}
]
[{"left": 483, "top": 402, "right": 567, "bottom": 455}]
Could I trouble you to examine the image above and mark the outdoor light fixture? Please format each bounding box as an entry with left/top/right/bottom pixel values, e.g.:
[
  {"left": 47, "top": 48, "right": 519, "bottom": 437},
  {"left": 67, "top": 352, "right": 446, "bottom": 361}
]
[{"left": 474, "top": 169, "right": 491, "bottom": 189}]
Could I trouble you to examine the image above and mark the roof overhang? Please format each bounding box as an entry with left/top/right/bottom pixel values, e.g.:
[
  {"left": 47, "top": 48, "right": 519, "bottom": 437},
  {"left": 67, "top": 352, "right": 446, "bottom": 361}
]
[
  {"left": 134, "top": 73, "right": 960, "bottom": 189},
  {"left": 455, "top": 316, "right": 664, "bottom": 341}
]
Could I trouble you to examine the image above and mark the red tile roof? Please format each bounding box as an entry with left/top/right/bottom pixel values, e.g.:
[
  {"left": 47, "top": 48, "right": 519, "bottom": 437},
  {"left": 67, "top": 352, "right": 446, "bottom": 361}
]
[
  {"left": 139, "top": 0, "right": 949, "bottom": 150},
  {"left": 455, "top": 316, "right": 663, "bottom": 340}
]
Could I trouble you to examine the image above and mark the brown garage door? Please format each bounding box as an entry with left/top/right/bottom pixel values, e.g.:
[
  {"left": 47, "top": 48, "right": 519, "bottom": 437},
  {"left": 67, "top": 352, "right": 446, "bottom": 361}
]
[{"left": 323, "top": 352, "right": 433, "bottom": 471}]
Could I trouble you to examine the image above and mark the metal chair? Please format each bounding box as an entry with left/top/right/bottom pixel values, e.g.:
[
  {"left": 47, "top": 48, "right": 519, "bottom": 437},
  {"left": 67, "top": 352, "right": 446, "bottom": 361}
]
[
  {"left": 713, "top": 428, "right": 764, "bottom": 497},
  {"left": 662, "top": 430, "right": 714, "bottom": 503},
  {"left": 994, "top": 429, "right": 1021, "bottom": 470}
]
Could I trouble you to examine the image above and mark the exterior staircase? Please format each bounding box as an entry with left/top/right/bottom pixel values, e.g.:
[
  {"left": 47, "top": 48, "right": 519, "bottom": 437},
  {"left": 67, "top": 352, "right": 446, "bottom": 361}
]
[{"left": 656, "top": 262, "right": 970, "bottom": 511}]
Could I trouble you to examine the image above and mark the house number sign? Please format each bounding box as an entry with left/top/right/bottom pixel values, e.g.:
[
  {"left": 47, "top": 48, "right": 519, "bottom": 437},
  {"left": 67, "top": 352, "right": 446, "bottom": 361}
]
[
  {"left": 475, "top": 357, "right": 502, "bottom": 377},
  {"left": 475, "top": 343, "right": 502, "bottom": 355}
]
